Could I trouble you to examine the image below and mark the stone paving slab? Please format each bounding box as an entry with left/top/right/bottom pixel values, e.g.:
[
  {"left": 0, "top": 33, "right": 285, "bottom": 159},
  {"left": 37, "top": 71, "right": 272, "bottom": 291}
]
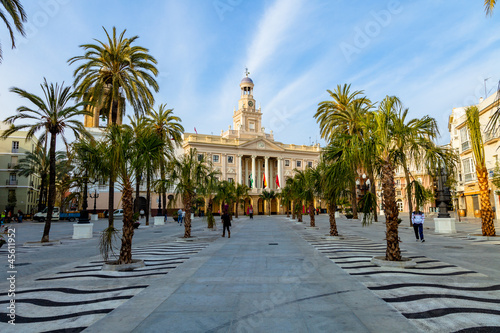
[{"left": 86, "top": 217, "right": 419, "bottom": 333}]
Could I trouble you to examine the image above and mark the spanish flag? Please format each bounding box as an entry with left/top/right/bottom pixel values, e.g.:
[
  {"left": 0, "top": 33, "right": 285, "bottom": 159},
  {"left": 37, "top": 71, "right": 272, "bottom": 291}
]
[
  {"left": 276, "top": 175, "right": 280, "bottom": 188},
  {"left": 263, "top": 172, "right": 267, "bottom": 187}
]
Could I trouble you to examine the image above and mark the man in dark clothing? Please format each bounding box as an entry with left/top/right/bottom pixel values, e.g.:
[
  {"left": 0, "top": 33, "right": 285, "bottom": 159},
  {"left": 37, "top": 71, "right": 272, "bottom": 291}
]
[{"left": 221, "top": 207, "right": 231, "bottom": 238}]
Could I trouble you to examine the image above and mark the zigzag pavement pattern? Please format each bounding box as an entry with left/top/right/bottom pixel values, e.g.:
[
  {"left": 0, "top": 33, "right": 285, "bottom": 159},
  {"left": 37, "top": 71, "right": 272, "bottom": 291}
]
[
  {"left": 0, "top": 239, "right": 209, "bottom": 333},
  {"left": 295, "top": 226, "right": 500, "bottom": 333}
]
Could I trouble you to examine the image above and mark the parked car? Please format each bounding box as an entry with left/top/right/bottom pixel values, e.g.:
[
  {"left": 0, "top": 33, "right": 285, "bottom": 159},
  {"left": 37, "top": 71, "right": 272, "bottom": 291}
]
[{"left": 113, "top": 209, "right": 124, "bottom": 218}]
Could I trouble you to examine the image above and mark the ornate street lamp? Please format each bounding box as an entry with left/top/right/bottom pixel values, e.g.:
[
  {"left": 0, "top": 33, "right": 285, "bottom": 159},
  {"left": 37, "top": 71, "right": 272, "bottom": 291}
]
[
  {"left": 90, "top": 187, "right": 99, "bottom": 215},
  {"left": 437, "top": 167, "right": 451, "bottom": 218},
  {"left": 78, "top": 170, "right": 90, "bottom": 224}
]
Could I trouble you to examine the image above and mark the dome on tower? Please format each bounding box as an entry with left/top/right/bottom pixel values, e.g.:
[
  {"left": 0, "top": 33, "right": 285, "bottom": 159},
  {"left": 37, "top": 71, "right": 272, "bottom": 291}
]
[{"left": 241, "top": 76, "right": 253, "bottom": 84}]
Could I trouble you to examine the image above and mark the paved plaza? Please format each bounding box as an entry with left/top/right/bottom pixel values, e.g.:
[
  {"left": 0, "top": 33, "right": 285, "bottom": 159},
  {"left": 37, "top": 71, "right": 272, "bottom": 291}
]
[{"left": 0, "top": 214, "right": 499, "bottom": 332}]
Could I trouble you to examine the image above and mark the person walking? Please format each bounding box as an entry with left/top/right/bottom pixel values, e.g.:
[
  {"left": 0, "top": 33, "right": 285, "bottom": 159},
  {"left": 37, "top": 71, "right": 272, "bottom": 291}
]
[
  {"left": 221, "top": 206, "right": 231, "bottom": 238},
  {"left": 177, "top": 208, "right": 183, "bottom": 225},
  {"left": 249, "top": 205, "right": 253, "bottom": 219},
  {"left": 412, "top": 209, "right": 425, "bottom": 242},
  {"left": 17, "top": 210, "right": 23, "bottom": 223}
]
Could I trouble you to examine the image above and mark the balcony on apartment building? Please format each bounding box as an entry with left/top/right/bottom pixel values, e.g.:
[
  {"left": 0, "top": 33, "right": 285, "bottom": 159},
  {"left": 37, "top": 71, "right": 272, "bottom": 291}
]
[
  {"left": 461, "top": 141, "right": 470, "bottom": 153},
  {"left": 7, "top": 162, "right": 18, "bottom": 169},
  {"left": 5, "top": 179, "right": 18, "bottom": 186}
]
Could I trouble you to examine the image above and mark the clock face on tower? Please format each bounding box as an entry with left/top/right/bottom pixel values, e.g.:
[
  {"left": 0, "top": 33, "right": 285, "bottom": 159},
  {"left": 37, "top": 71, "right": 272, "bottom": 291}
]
[{"left": 248, "top": 101, "right": 254, "bottom": 107}]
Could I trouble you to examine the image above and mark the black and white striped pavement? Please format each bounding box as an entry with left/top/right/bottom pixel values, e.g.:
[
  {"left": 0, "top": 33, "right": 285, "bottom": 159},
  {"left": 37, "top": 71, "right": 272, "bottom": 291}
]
[
  {"left": 296, "top": 227, "right": 500, "bottom": 332},
  {"left": 0, "top": 241, "right": 209, "bottom": 333}
]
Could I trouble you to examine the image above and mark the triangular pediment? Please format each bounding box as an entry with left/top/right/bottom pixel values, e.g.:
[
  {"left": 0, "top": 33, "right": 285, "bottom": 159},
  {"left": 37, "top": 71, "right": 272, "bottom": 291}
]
[{"left": 238, "top": 138, "right": 285, "bottom": 151}]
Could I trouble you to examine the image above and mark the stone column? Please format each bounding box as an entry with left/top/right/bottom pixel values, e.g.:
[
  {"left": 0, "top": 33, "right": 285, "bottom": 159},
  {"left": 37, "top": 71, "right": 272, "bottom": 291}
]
[
  {"left": 258, "top": 160, "right": 262, "bottom": 189},
  {"left": 222, "top": 153, "right": 226, "bottom": 181},
  {"left": 251, "top": 155, "right": 256, "bottom": 189},
  {"left": 245, "top": 158, "right": 249, "bottom": 187},
  {"left": 277, "top": 157, "right": 282, "bottom": 189},
  {"left": 264, "top": 156, "right": 269, "bottom": 189},
  {"left": 238, "top": 154, "right": 243, "bottom": 185}
]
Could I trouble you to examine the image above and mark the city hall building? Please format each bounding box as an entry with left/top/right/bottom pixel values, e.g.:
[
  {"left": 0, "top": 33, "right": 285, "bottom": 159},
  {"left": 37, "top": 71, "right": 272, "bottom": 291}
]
[{"left": 183, "top": 73, "right": 321, "bottom": 215}]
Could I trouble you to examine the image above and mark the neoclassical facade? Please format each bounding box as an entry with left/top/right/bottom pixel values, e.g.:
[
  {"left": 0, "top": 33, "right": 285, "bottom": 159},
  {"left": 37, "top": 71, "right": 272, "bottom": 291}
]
[{"left": 183, "top": 73, "right": 321, "bottom": 214}]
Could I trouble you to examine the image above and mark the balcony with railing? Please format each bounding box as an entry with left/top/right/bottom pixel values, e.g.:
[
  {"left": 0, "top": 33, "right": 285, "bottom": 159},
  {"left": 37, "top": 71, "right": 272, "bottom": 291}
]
[
  {"left": 7, "top": 162, "right": 18, "bottom": 169},
  {"left": 5, "top": 179, "right": 18, "bottom": 186}
]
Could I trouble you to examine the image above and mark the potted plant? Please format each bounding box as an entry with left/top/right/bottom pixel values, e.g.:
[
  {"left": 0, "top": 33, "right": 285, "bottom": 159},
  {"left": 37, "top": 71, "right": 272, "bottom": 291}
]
[{"left": 133, "top": 212, "right": 140, "bottom": 229}]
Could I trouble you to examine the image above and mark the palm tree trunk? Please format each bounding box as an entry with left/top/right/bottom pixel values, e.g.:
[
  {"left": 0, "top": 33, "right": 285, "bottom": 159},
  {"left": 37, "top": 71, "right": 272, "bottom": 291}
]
[
  {"left": 403, "top": 163, "right": 413, "bottom": 226},
  {"left": 38, "top": 173, "right": 47, "bottom": 212},
  {"left": 160, "top": 160, "right": 166, "bottom": 216},
  {"left": 41, "top": 132, "right": 57, "bottom": 243},
  {"left": 328, "top": 201, "right": 338, "bottom": 236},
  {"left": 477, "top": 166, "right": 496, "bottom": 236},
  {"left": 382, "top": 159, "right": 401, "bottom": 261},
  {"left": 297, "top": 200, "right": 303, "bottom": 222},
  {"left": 183, "top": 194, "right": 192, "bottom": 238},
  {"left": 135, "top": 172, "right": 141, "bottom": 213},
  {"left": 309, "top": 201, "right": 315, "bottom": 227},
  {"left": 286, "top": 201, "right": 290, "bottom": 218},
  {"left": 235, "top": 200, "right": 239, "bottom": 218},
  {"left": 108, "top": 174, "right": 114, "bottom": 228},
  {"left": 351, "top": 182, "right": 358, "bottom": 219},
  {"left": 291, "top": 202, "right": 296, "bottom": 219},
  {"left": 146, "top": 168, "right": 151, "bottom": 226},
  {"left": 118, "top": 179, "right": 134, "bottom": 264},
  {"left": 369, "top": 171, "right": 378, "bottom": 222}
]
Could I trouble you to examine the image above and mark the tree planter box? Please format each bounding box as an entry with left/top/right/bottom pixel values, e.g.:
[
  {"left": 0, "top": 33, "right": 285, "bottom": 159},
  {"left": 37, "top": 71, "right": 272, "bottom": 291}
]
[
  {"left": 102, "top": 259, "right": 145, "bottom": 271},
  {"left": 154, "top": 216, "right": 165, "bottom": 225},
  {"left": 73, "top": 223, "right": 94, "bottom": 239},
  {"left": 371, "top": 256, "right": 416, "bottom": 268},
  {"left": 434, "top": 218, "right": 456, "bottom": 233}
]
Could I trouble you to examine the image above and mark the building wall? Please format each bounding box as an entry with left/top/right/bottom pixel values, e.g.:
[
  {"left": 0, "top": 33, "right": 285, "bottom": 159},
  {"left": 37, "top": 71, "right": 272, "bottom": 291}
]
[
  {"left": 448, "top": 93, "right": 500, "bottom": 218},
  {"left": 0, "top": 123, "right": 40, "bottom": 215}
]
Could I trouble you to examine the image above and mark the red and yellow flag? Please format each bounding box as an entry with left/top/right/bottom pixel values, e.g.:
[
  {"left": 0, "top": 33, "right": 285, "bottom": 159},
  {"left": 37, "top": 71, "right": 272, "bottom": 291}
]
[{"left": 263, "top": 172, "right": 267, "bottom": 187}]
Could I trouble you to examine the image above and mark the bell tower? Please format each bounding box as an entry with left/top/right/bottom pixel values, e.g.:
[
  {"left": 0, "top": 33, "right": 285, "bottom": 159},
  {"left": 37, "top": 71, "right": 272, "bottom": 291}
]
[{"left": 233, "top": 68, "right": 262, "bottom": 134}]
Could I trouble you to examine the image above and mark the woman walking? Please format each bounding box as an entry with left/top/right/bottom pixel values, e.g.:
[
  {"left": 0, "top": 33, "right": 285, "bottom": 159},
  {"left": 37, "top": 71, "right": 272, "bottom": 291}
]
[
  {"left": 412, "top": 210, "right": 425, "bottom": 242},
  {"left": 221, "top": 206, "right": 231, "bottom": 238}
]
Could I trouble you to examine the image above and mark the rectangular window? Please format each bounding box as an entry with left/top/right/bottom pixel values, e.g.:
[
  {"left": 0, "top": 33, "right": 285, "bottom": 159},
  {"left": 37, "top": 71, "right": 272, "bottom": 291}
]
[
  {"left": 12, "top": 141, "right": 19, "bottom": 153},
  {"left": 213, "top": 155, "right": 220, "bottom": 163},
  {"left": 460, "top": 128, "right": 470, "bottom": 152},
  {"left": 227, "top": 155, "right": 234, "bottom": 164},
  {"left": 197, "top": 154, "right": 204, "bottom": 162},
  {"left": 463, "top": 158, "right": 476, "bottom": 182},
  {"left": 285, "top": 160, "right": 290, "bottom": 167},
  {"left": 228, "top": 178, "right": 234, "bottom": 183},
  {"left": 307, "top": 161, "right": 313, "bottom": 168},
  {"left": 296, "top": 160, "right": 302, "bottom": 168},
  {"left": 249, "top": 122, "right": 255, "bottom": 131}
]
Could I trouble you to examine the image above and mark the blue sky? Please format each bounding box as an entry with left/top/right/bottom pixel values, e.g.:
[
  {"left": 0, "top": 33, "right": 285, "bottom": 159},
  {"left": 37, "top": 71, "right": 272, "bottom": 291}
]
[{"left": 1, "top": 0, "right": 500, "bottom": 146}]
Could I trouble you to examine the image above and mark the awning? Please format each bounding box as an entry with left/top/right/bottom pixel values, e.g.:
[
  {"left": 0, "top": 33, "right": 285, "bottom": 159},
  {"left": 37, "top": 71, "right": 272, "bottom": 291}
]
[{"left": 463, "top": 190, "right": 480, "bottom": 195}]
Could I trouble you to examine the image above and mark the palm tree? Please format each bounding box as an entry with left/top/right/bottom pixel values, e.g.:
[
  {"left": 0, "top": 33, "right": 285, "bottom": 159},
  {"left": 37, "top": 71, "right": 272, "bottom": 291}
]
[
  {"left": 234, "top": 183, "right": 250, "bottom": 218},
  {"left": 0, "top": 0, "right": 26, "bottom": 63},
  {"left": 391, "top": 106, "right": 440, "bottom": 224},
  {"left": 485, "top": 0, "right": 496, "bottom": 15},
  {"left": 465, "top": 106, "right": 496, "bottom": 236},
  {"left": 374, "top": 96, "right": 403, "bottom": 261},
  {"left": 319, "top": 156, "right": 352, "bottom": 236},
  {"left": 286, "top": 176, "right": 302, "bottom": 221},
  {"left": 69, "top": 26, "right": 159, "bottom": 228},
  {"left": 197, "top": 168, "right": 220, "bottom": 228},
  {"left": 215, "top": 181, "right": 236, "bottom": 217},
  {"left": 135, "top": 124, "right": 164, "bottom": 226},
  {"left": 259, "top": 190, "right": 276, "bottom": 216},
  {"left": 279, "top": 184, "right": 293, "bottom": 218},
  {"left": 294, "top": 168, "right": 320, "bottom": 227},
  {"left": 146, "top": 104, "right": 184, "bottom": 215},
  {"left": 15, "top": 144, "right": 51, "bottom": 212},
  {"left": 167, "top": 148, "right": 210, "bottom": 238},
  {"left": 102, "top": 125, "right": 140, "bottom": 264},
  {"left": 315, "top": 84, "right": 372, "bottom": 219},
  {"left": 2, "top": 79, "right": 90, "bottom": 242}
]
